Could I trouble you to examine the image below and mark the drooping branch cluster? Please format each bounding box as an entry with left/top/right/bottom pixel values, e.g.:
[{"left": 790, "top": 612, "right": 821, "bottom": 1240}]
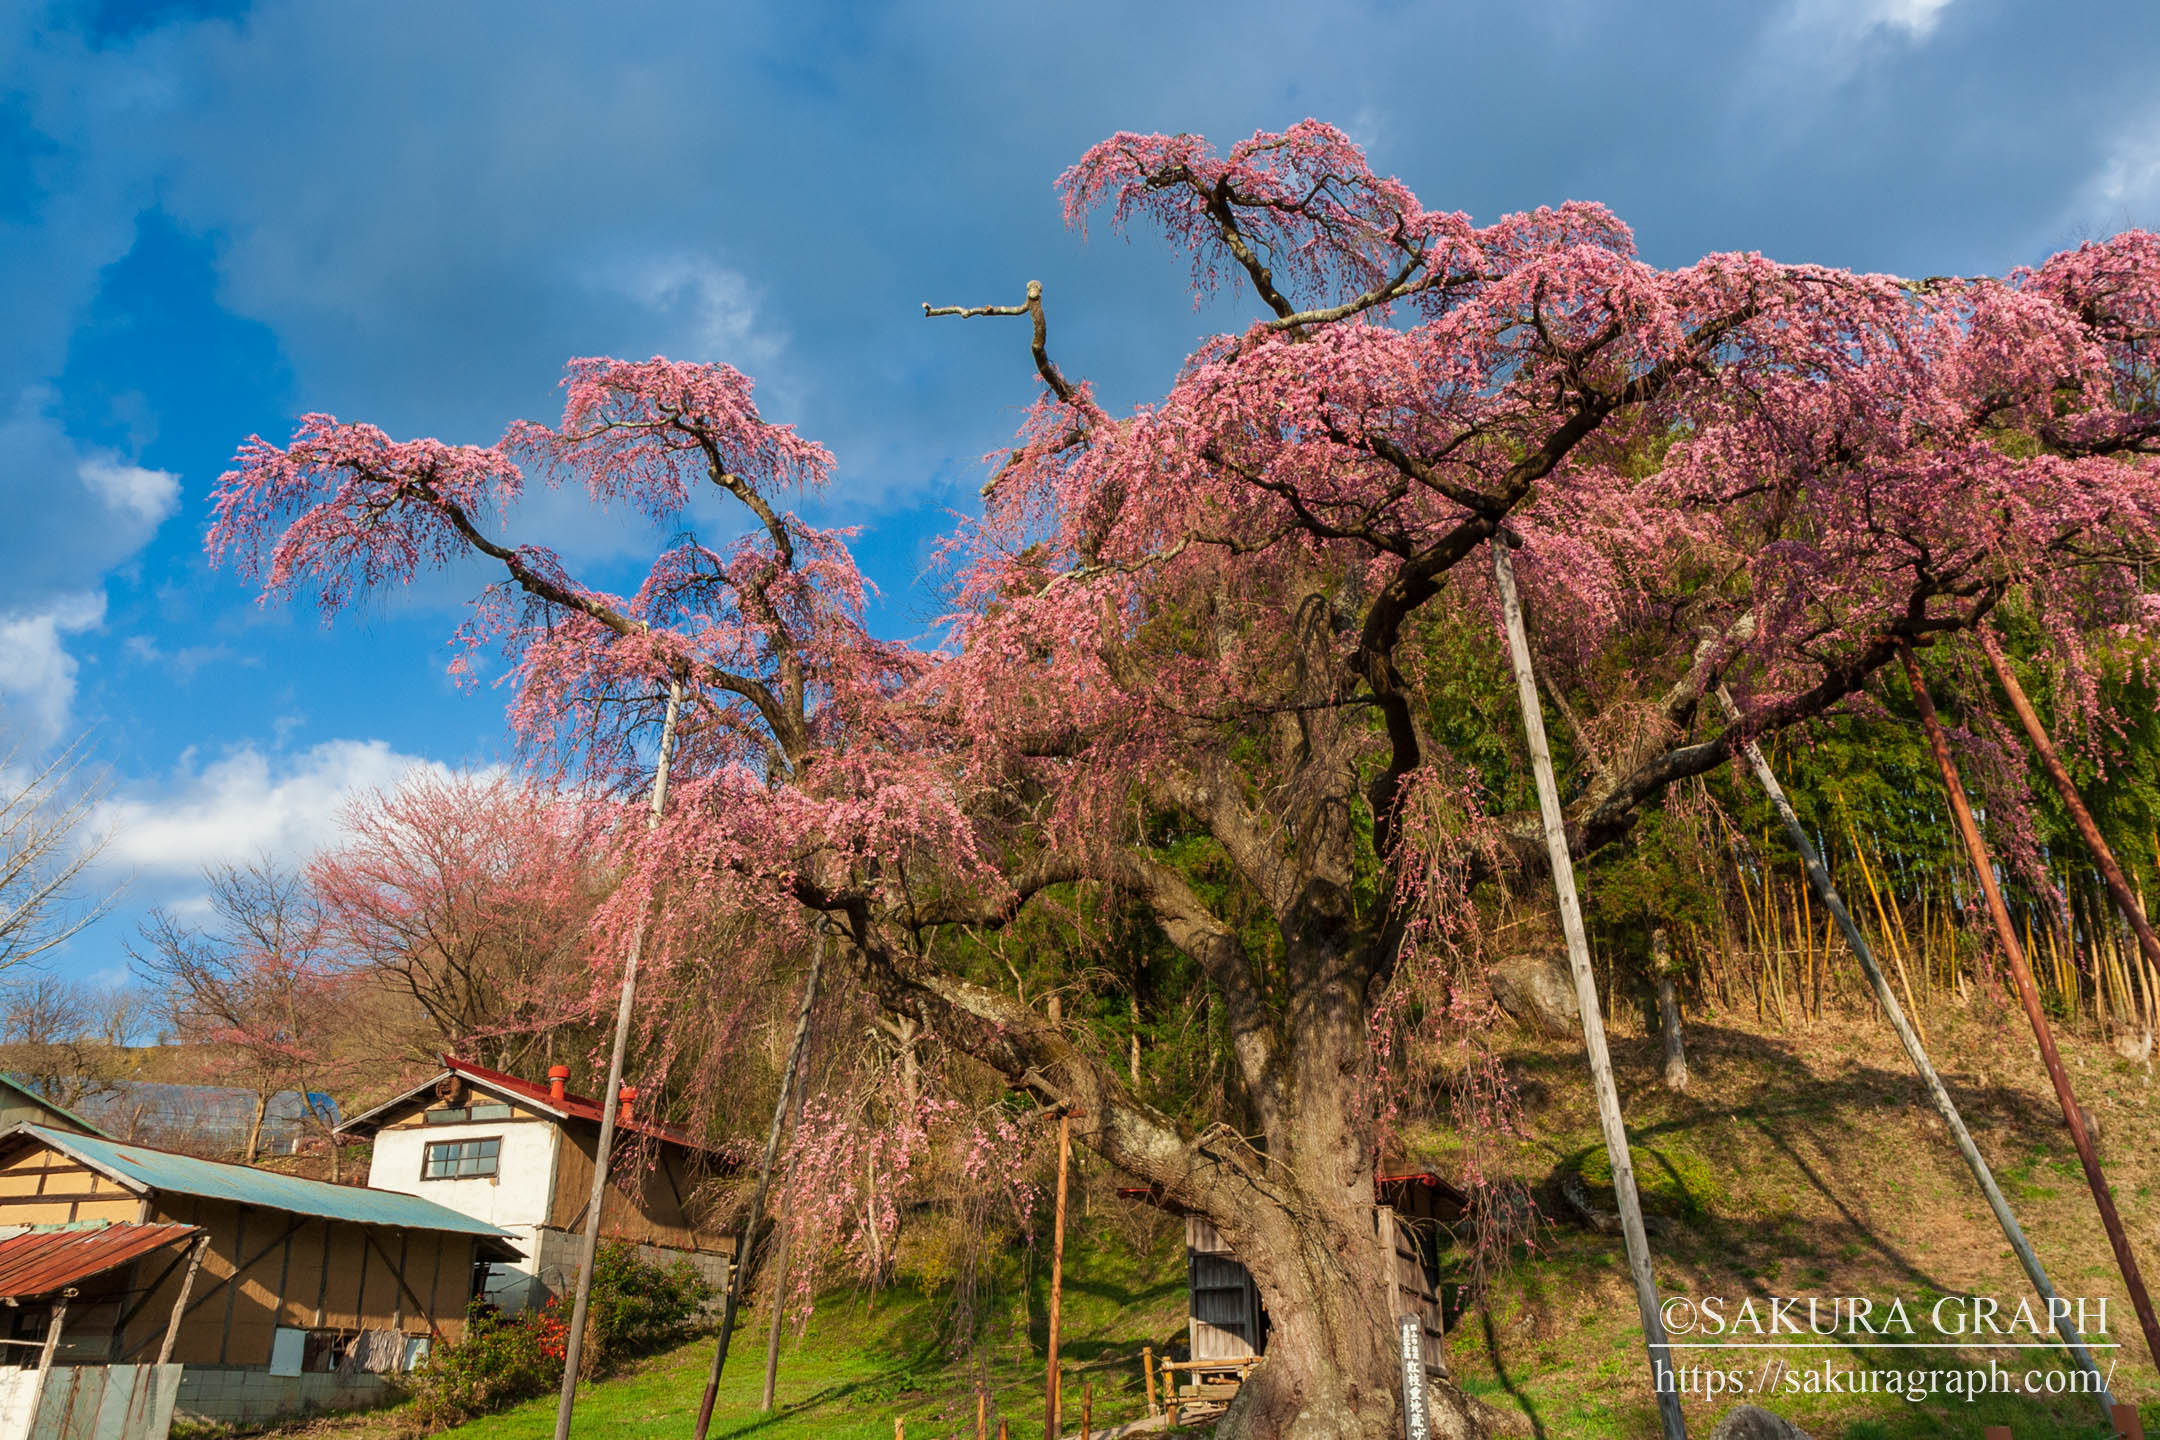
[{"left": 209, "top": 122, "right": 2160, "bottom": 1266}]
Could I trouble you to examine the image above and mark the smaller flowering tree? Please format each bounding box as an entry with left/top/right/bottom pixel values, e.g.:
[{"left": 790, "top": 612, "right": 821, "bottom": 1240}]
[
  {"left": 130, "top": 860, "right": 358, "bottom": 1171},
  {"left": 311, "top": 772, "right": 607, "bottom": 1072}
]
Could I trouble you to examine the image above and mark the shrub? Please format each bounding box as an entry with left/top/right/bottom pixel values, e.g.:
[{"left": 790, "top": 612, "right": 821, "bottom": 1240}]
[
  {"left": 579, "top": 1243, "right": 712, "bottom": 1375},
  {"left": 403, "top": 1244, "right": 713, "bottom": 1433},
  {"left": 403, "top": 1302, "right": 560, "bottom": 1433}
]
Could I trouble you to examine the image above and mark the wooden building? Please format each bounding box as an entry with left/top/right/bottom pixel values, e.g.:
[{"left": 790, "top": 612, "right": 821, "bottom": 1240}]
[
  {"left": 336, "top": 1056, "right": 733, "bottom": 1313},
  {"left": 0, "top": 1078, "right": 109, "bottom": 1138},
  {"left": 1126, "top": 1171, "right": 1468, "bottom": 1390},
  {"left": 0, "top": 1123, "right": 519, "bottom": 1426}
]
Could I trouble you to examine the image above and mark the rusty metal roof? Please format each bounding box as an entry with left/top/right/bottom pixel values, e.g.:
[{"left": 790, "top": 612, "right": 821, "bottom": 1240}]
[{"left": 0, "top": 1224, "right": 200, "bottom": 1300}]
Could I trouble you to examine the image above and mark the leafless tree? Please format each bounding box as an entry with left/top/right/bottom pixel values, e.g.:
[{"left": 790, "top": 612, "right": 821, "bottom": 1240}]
[{"left": 0, "top": 737, "right": 113, "bottom": 970}]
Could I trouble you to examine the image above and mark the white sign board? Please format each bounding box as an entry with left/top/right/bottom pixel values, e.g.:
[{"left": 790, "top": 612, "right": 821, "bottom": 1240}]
[{"left": 1398, "top": 1314, "right": 1429, "bottom": 1440}]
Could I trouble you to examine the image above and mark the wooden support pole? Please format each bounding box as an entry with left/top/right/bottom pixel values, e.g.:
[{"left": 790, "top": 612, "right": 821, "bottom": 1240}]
[
  {"left": 694, "top": 936, "right": 825, "bottom": 1438},
  {"left": 1081, "top": 1382, "right": 1091, "bottom": 1440},
  {"left": 1492, "top": 537, "right": 1684, "bottom": 1440},
  {"left": 759, "top": 1063, "right": 813, "bottom": 1414},
  {"left": 1899, "top": 644, "right": 2160, "bottom": 1373},
  {"left": 26, "top": 1290, "right": 72, "bottom": 1432},
  {"left": 556, "top": 679, "right": 682, "bottom": 1440},
  {"left": 976, "top": 1390, "right": 988, "bottom": 1440},
  {"left": 36, "top": 1294, "right": 68, "bottom": 1371},
  {"left": 1142, "top": 1346, "right": 1157, "bottom": 1416},
  {"left": 1980, "top": 631, "right": 2160, "bottom": 995},
  {"left": 1046, "top": 996, "right": 1070, "bottom": 1440},
  {"left": 155, "top": 1234, "right": 210, "bottom": 1366},
  {"left": 2115, "top": 1401, "right": 2147, "bottom": 1440},
  {"left": 1722, "top": 687, "right": 2115, "bottom": 1417}
]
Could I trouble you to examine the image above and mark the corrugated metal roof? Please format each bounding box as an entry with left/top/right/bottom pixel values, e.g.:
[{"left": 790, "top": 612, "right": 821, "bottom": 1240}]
[
  {"left": 0, "top": 1224, "right": 200, "bottom": 1299},
  {"left": 0, "top": 1077, "right": 111, "bottom": 1140},
  {"left": 7, "top": 1126, "right": 516, "bottom": 1241}
]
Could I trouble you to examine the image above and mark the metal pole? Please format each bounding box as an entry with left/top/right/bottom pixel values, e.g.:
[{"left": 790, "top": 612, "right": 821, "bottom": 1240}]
[
  {"left": 1899, "top": 644, "right": 2160, "bottom": 1370},
  {"left": 693, "top": 937, "right": 826, "bottom": 1438},
  {"left": 1492, "top": 537, "right": 1684, "bottom": 1440},
  {"left": 553, "top": 678, "right": 683, "bottom": 1440},
  {"left": 1720, "top": 687, "right": 2115, "bottom": 1415}
]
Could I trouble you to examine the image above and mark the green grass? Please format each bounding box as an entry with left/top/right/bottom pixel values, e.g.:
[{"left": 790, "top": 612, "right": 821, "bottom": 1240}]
[
  {"left": 274, "top": 1008, "right": 2160, "bottom": 1440},
  {"left": 289, "top": 1219, "right": 1188, "bottom": 1440}
]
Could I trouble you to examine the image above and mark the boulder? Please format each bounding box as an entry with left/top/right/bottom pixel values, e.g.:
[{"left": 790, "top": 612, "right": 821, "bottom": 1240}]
[
  {"left": 1707, "top": 1405, "right": 1814, "bottom": 1440},
  {"left": 1489, "top": 954, "right": 1580, "bottom": 1037}
]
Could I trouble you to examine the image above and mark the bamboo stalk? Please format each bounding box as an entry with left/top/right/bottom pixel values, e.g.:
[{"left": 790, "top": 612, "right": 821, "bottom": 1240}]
[
  {"left": 1900, "top": 644, "right": 2160, "bottom": 1374},
  {"left": 1844, "top": 810, "right": 1928, "bottom": 1045},
  {"left": 1494, "top": 538, "right": 1684, "bottom": 1440},
  {"left": 1719, "top": 686, "right": 2116, "bottom": 1418}
]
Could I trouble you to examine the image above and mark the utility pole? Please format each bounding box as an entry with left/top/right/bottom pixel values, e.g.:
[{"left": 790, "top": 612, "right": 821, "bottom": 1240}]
[{"left": 552, "top": 678, "right": 682, "bottom": 1440}]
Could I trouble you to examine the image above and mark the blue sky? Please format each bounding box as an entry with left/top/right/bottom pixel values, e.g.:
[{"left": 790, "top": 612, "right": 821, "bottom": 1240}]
[{"left": 5, "top": 0, "right": 2159, "bottom": 986}]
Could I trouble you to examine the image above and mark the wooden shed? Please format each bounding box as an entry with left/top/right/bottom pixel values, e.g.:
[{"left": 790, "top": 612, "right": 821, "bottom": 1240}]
[
  {"left": 0, "top": 1123, "right": 520, "bottom": 1426},
  {"left": 1126, "top": 1171, "right": 1469, "bottom": 1387}
]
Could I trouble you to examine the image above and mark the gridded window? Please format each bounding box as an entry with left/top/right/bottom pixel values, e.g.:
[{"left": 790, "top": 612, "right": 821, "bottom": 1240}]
[
  {"left": 425, "top": 1103, "right": 513, "bottom": 1125},
  {"left": 422, "top": 1137, "right": 501, "bottom": 1180}
]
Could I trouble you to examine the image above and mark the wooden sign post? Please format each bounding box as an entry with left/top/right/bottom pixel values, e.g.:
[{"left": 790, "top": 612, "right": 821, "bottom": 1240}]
[{"left": 1397, "top": 1314, "right": 1430, "bottom": 1440}]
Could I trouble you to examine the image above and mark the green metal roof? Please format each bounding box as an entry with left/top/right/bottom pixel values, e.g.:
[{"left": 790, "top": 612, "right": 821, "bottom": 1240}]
[
  {"left": 7, "top": 1125, "right": 515, "bottom": 1242},
  {"left": 0, "top": 1077, "right": 111, "bottom": 1139}
]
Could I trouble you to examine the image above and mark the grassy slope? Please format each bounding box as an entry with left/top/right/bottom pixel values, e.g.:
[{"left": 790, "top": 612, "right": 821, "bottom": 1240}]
[
  {"left": 1440, "top": 1002, "right": 2159, "bottom": 1439},
  {"left": 277, "top": 1001, "right": 2157, "bottom": 1440}
]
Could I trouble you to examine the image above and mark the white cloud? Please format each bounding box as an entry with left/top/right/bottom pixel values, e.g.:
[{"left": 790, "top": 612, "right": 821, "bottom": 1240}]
[
  {"left": 121, "top": 634, "right": 237, "bottom": 680},
  {"left": 0, "top": 593, "right": 107, "bottom": 748},
  {"left": 77, "top": 457, "right": 180, "bottom": 528},
  {"left": 2073, "top": 109, "right": 2160, "bottom": 227},
  {"left": 1783, "top": 0, "right": 1955, "bottom": 44},
  {"left": 618, "top": 256, "right": 778, "bottom": 368},
  {"left": 1745, "top": 0, "right": 1958, "bottom": 96},
  {"left": 97, "top": 739, "right": 455, "bottom": 877}
]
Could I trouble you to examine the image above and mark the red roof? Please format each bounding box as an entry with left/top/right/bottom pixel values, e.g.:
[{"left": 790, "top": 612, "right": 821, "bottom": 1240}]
[
  {"left": 441, "top": 1056, "right": 715, "bottom": 1154},
  {"left": 0, "top": 1224, "right": 200, "bottom": 1300}
]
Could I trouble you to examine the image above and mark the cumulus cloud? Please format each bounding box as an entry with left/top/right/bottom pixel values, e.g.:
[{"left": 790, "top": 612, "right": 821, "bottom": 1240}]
[
  {"left": 0, "top": 593, "right": 107, "bottom": 748},
  {"left": 77, "top": 456, "right": 180, "bottom": 527},
  {"left": 97, "top": 738, "right": 455, "bottom": 878}
]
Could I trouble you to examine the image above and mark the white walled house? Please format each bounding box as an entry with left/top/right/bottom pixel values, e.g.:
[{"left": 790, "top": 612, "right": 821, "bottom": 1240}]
[{"left": 335, "top": 1058, "right": 733, "bottom": 1314}]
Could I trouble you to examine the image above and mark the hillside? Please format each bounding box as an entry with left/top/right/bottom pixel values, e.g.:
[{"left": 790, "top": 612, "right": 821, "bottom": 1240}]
[{"left": 249, "top": 998, "right": 2158, "bottom": 1440}]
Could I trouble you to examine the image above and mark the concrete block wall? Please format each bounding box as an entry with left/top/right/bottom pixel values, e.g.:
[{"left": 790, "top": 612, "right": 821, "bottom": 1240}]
[
  {"left": 527, "top": 1228, "right": 731, "bottom": 1311},
  {"left": 173, "top": 1369, "right": 397, "bottom": 1427}
]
